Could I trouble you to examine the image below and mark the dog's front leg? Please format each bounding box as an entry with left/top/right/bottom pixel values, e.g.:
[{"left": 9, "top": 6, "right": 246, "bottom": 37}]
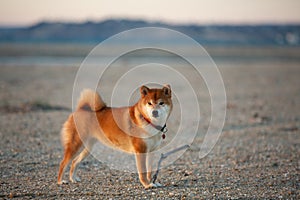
[
  {"left": 135, "top": 153, "right": 156, "bottom": 189},
  {"left": 146, "top": 153, "right": 152, "bottom": 181},
  {"left": 146, "top": 153, "right": 162, "bottom": 187}
]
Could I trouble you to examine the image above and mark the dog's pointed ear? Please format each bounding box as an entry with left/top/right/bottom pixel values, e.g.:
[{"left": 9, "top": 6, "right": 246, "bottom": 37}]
[
  {"left": 140, "top": 85, "right": 150, "bottom": 97},
  {"left": 162, "top": 84, "right": 171, "bottom": 97}
]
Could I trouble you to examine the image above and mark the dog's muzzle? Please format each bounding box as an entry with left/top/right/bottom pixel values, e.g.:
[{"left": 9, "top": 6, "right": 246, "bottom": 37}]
[{"left": 152, "top": 110, "right": 159, "bottom": 118}]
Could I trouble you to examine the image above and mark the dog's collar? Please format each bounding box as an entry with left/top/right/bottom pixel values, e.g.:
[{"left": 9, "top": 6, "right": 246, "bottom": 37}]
[{"left": 142, "top": 115, "right": 168, "bottom": 139}]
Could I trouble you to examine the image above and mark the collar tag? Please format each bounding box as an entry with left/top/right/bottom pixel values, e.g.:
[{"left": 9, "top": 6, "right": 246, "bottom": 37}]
[
  {"left": 160, "top": 124, "right": 167, "bottom": 140},
  {"left": 161, "top": 126, "right": 167, "bottom": 133}
]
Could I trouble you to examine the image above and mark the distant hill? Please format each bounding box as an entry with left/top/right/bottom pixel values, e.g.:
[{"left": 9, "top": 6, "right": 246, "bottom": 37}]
[{"left": 0, "top": 19, "right": 299, "bottom": 46}]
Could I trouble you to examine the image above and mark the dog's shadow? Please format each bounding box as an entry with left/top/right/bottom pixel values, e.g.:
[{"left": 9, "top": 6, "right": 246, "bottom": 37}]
[{"left": 147, "top": 177, "right": 198, "bottom": 190}]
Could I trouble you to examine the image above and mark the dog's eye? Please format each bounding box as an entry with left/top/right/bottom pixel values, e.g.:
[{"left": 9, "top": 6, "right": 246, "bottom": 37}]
[
  {"left": 159, "top": 102, "right": 164, "bottom": 105},
  {"left": 148, "top": 102, "right": 152, "bottom": 106}
]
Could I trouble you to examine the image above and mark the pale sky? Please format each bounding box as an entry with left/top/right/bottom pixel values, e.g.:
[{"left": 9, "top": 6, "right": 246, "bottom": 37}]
[{"left": 1, "top": 0, "right": 300, "bottom": 26}]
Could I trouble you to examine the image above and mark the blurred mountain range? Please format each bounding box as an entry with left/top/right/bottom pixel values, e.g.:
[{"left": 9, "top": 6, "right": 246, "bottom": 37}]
[{"left": 0, "top": 19, "right": 299, "bottom": 46}]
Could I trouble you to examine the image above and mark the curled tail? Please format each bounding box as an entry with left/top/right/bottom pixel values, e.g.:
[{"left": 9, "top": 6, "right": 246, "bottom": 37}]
[{"left": 76, "top": 89, "right": 106, "bottom": 111}]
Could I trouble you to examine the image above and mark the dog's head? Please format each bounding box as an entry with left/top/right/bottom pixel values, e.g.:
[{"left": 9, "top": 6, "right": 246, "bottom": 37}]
[{"left": 138, "top": 85, "right": 172, "bottom": 126}]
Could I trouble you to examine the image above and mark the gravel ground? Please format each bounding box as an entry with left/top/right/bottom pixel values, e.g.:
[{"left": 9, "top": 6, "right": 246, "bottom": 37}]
[{"left": 0, "top": 60, "right": 299, "bottom": 199}]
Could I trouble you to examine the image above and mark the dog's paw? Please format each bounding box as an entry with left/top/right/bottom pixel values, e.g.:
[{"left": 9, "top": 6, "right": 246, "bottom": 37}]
[
  {"left": 70, "top": 176, "right": 81, "bottom": 183},
  {"left": 144, "top": 182, "right": 163, "bottom": 189},
  {"left": 57, "top": 180, "right": 68, "bottom": 185},
  {"left": 144, "top": 183, "right": 157, "bottom": 189}
]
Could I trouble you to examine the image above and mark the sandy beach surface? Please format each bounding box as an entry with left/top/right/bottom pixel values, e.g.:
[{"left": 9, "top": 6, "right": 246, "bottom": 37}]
[{"left": 0, "top": 48, "right": 299, "bottom": 199}]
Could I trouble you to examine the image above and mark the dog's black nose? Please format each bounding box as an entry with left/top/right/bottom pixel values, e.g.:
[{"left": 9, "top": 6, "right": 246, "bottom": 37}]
[{"left": 152, "top": 110, "right": 159, "bottom": 117}]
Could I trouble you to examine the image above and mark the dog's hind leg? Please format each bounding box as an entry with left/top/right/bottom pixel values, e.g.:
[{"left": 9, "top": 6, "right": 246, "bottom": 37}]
[
  {"left": 58, "top": 115, "right": 83, "bottom": 185},
  {"left": 57, "top": 144, "right": 81, "bottom": 184},
  {"left": 69, "top": 139, "right": 95, "bottom": 183}
]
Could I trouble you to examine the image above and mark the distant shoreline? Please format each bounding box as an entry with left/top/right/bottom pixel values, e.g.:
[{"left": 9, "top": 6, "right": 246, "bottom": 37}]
[{"left": 0, "top": 19, "right": 299, "bottom": 46}]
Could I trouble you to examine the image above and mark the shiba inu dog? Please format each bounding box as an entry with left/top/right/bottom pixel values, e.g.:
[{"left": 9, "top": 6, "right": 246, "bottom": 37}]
[{"left": 57, "top": 85, "right": 172, "bottom": 188}]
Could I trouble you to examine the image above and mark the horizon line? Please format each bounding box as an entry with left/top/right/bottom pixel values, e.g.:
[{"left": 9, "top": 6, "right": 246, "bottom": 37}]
[{"left": 1, "top": 17, "right": 300, "bottom": 28}]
